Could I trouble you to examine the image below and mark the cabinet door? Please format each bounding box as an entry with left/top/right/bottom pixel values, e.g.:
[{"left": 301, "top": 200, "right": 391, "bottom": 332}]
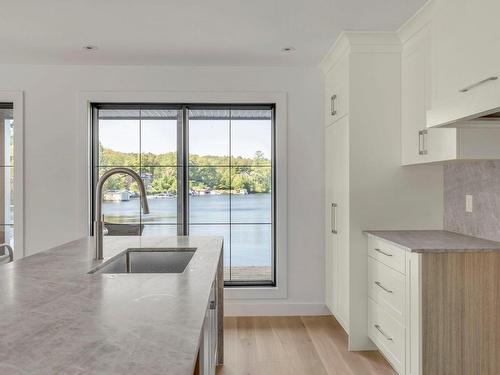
[
  {"left": 401, "top": 24, "right": 456, "bottom": 165},
  {"left": 430, "top": 0, "right": 500, "bottom": 125},
  {"left": 334, "top": 117, "right": 349, "bottom": 330},
  {"left": 199, "top": 281, "right": 217, "bottom": 375},
  {"left": 199, "top": 305, "right": 211, "bottom": 375},
  {"left": 325, "top": 124, "right": 338, "bottom": 315},
  {"left": 325, "top": 53, "right": 349, "bottom": 126},
  {"left": 325, "top": 118, "right": 349, "bottom": 331}
]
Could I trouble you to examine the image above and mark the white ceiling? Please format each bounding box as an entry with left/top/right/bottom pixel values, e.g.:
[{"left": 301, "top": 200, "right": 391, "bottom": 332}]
[{"left": 0, "top": 0, "right": 426, "bottom": 66}]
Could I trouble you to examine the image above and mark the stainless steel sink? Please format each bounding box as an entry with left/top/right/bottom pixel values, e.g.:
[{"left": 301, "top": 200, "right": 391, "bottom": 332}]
[{"left": 89, "top": 248, "right": 196, "bottom": 274}]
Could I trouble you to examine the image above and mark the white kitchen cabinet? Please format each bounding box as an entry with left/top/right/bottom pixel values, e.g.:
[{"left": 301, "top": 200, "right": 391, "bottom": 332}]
[
  {"left": 401, "top": 23, "right": 456, "bottom": 165},
  {"left": 366, "top": 236, "right": 408, "bottom": 374},
  {"left": 428, "top": 0, "right": 500, "bottom": 127},
  {"left": 325, "top": 116, "right": 349, "bottom": 332},
  {"left": 325, "top": 53, "right": 349, "bottom": 126},
  {"left": 199, "top": 279, "right": 218, "bottom": 375},
  {"left": 321, "top": 32, "right": 443, "bottom": 350},
  {"left": 400, "top": 7, "right": 500, "bottom": 164}
]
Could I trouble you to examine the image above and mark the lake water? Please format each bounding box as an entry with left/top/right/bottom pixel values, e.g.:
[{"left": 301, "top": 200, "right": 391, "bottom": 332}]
[{"left": 103, "top": 193, "right": 272, "bottom": 267}]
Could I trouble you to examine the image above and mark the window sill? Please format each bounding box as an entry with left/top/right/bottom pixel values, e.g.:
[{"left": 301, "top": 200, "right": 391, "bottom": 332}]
[{"left": 224, "top": 284, "right": 286, "bottom": 300}]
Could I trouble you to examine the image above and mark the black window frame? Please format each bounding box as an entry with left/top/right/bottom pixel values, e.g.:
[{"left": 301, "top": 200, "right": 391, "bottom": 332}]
[{"left": 90, "top": 103, "right": 277, "bottom": 287}]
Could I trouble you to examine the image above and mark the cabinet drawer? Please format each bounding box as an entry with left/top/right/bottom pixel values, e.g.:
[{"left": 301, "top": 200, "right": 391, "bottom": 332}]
[
  {"left": 368, "top": 257, "right": 405, "bottom": 322},
  {"left": 368, "top": 236, "right": 406, "bottom": 274},
  {"left": 368, "top": 298, "right": 404, "bottom": 374}
]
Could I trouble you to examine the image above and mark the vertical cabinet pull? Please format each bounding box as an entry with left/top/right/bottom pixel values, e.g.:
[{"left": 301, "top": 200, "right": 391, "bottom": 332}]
[
  {"left": 331, "top": 203, "right": 338, "bottom": 234},
  {"left": 331, "top": 94, "right": 337, "bottom": 116},
  {"left": 418, "top": 129, "right": 428, "bottom": 156}
]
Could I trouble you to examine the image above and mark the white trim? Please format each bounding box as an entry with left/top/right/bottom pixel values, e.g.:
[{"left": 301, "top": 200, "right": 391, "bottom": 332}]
[
  {"left": 397, "top": 0, "right": 434, "bottom": 44},
  {"left": 320, "top": 32, "right": 401, "bottom": 74},
  {"left": 0, "top": 91, "right": 24, "bottom": 259},
  {"left": 78, "top": 90, "right": 288, "bottom": 300},
  {"left": 224, "top": 302, "right": 330, "bottom": 317}
]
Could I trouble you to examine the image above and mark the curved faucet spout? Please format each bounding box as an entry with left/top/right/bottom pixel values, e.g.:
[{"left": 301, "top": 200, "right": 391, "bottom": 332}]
[{"left": 94, "top": 167, "right": 150, "bottom": 260}]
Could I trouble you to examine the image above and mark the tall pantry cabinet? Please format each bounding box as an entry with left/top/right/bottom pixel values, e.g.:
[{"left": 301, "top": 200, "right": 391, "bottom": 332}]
[{"left": 322, "top": 33, "right": 443, "bottom": 350}]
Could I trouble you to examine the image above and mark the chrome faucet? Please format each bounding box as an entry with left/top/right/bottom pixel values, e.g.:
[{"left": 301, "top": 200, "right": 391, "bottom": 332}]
[{"left": 94, "top": 167, "right": 150, "bottom": 260}]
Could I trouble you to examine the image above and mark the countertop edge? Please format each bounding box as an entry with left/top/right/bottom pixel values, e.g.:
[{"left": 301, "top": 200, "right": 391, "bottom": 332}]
[{"left": 364, "top": 230, "right": 500, "bottom": 253}]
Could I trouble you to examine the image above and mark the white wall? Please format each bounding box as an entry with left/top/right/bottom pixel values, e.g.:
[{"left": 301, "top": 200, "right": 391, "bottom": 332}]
[{"left": 0, "top": 64, "right": 326, "bottom": 309}]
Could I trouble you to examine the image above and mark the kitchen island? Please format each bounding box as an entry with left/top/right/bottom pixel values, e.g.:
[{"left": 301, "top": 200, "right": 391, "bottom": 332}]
[{"left": 0, "top": 236, "right": 223, "bottom": 375}]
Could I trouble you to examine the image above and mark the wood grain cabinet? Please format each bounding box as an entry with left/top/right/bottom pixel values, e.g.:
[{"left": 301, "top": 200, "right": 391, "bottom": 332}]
[{"left": 366, "top": 235, "right": 500, "bottom": 375}]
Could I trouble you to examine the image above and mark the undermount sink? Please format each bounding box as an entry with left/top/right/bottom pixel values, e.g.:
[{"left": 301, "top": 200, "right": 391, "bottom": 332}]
[{"left": 89, "top": 248, "right": 196, "bottom": 274}]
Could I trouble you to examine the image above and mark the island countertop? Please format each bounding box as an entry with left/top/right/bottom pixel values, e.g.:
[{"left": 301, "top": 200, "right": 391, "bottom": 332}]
[
  {"left": 365, "top": 230, "right": 500, "bottom": 253},
  {"left": 0, "top": 236, "right": 223, "bottom": 375}
]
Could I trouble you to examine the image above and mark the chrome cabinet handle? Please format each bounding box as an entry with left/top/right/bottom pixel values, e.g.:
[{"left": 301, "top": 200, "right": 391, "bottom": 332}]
[
  {"left": 460, "top": 76, "right": 498, "bottom": 93},
  {"left": 375, "top": 281, "right": 394, "bottom": 294},
  {"left": 375, "top": 324, "right": 393, "bottom": 341},
  {"left": 418, "top": 129, "right": 428, "bottom": 155},
  {"left": 331, "top": 95, "right": 337, "bottom": 116},
  {"left": 374, "top": 248, "right": 393, "bottom": 257},
  {"left": 331, "top": 203, "right": 338, "bottom": 234}
]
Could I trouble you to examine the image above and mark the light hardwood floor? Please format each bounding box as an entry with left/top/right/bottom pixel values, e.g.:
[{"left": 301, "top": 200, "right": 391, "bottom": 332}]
[{"left": 217, "top": 316, "right": 396, "bottom": 375}]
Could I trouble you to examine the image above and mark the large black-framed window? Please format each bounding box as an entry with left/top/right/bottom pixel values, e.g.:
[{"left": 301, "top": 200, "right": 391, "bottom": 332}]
[
  {"left": 0, "top": 103, "right": 14, "bottom": 250},
  {"left": 90, "top": 103, "right": 276, "bottom": 286}
]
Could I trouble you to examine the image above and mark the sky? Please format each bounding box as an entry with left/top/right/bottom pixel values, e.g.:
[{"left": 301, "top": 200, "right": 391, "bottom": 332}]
[{"left": 99, "top": 119, "right": 272, "bottom": 159}]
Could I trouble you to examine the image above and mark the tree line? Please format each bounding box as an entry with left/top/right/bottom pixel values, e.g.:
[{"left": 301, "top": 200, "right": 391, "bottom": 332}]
[{"left": 99, "top": 145, "right": 272, "bottom": 194}]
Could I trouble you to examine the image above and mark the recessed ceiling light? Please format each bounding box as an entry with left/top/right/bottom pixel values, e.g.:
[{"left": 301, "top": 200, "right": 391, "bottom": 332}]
[
  {"left": 83, "top": 45, "right": 98, "bottom": 51},
  {"left": 281, "top": 46, "right": 296, "bottom": 53}
]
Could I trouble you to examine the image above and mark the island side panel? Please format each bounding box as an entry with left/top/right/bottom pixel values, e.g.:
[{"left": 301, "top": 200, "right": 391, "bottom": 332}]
[
  {"left": 217, "top": 245, "right": 224, "bottom": 365},
  {"left": 421, "top": 252, "right": 500, "bottom": 375}
]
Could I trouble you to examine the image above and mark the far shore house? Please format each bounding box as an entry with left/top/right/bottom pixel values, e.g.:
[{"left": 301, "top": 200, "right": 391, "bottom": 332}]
[{"left": 103, "top": 190, "right": 130, "bottom": 202}]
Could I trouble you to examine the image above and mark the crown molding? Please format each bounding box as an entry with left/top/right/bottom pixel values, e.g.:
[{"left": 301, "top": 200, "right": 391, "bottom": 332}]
[
  {"left": 398, "top": 0, "right": 435, "bottom": 44},
  {"left": 319, "top": 32, "right": 401, "bottom": 74}
]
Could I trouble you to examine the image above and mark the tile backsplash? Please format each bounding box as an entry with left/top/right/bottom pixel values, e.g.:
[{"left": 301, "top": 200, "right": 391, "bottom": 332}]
[{"left": 444, "top": 160, "right": 500, "bottom": 242}]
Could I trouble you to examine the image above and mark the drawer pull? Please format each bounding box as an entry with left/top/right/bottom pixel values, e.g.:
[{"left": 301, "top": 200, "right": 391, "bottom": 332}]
[
  {"left": 459, "top": 76, "right": 498, "bottom": 93},
  {"left": 374, "top": 324, "right": 393, "bottom": 341},
  {"left": 374, "top": 248, "right": 393, "bottom": 257},
  {"left": 374, "top": 281, "right": 393, "bottom": 294}
]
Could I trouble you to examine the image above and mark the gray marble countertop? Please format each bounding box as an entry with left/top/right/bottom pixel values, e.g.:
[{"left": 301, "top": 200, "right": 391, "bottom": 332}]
[
  {"left": 0, "top": 236, "right": 223, "bottom": 375},
  {"left": 364, "top": 230, "right": 500, "bottom": 253}
]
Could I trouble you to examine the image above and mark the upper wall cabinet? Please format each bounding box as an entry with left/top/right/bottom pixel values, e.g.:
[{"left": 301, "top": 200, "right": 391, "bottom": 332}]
[
  {"left": 325, "top": 53, "right": 349, "bottom": 126},
  {"left": 400, "top": 2, "right": 500, "bottom": 164},
  {"left": 401, "top": 23, "right": 456, "bottom": 165},
  {"left": 427, "top": 0, "right": 500, "bottom": 127}
]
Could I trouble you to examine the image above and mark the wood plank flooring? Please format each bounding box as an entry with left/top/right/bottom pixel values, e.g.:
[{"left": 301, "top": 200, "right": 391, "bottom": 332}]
[{"left": 217, "top": 316, "right": 396, "bottom": 375}]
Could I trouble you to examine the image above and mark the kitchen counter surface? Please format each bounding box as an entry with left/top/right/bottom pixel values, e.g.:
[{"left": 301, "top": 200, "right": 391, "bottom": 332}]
[
  {"left": 0, "top": 236, "right": 223, "bottom": 375},
  {"left": 365, "top": 230, "right": 500, "bottom": 253}
]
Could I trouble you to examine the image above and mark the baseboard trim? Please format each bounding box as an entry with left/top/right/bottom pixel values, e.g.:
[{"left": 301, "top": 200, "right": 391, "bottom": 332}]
[{"left": 224, "top": 302, "right": 330, "bottom": 317}]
